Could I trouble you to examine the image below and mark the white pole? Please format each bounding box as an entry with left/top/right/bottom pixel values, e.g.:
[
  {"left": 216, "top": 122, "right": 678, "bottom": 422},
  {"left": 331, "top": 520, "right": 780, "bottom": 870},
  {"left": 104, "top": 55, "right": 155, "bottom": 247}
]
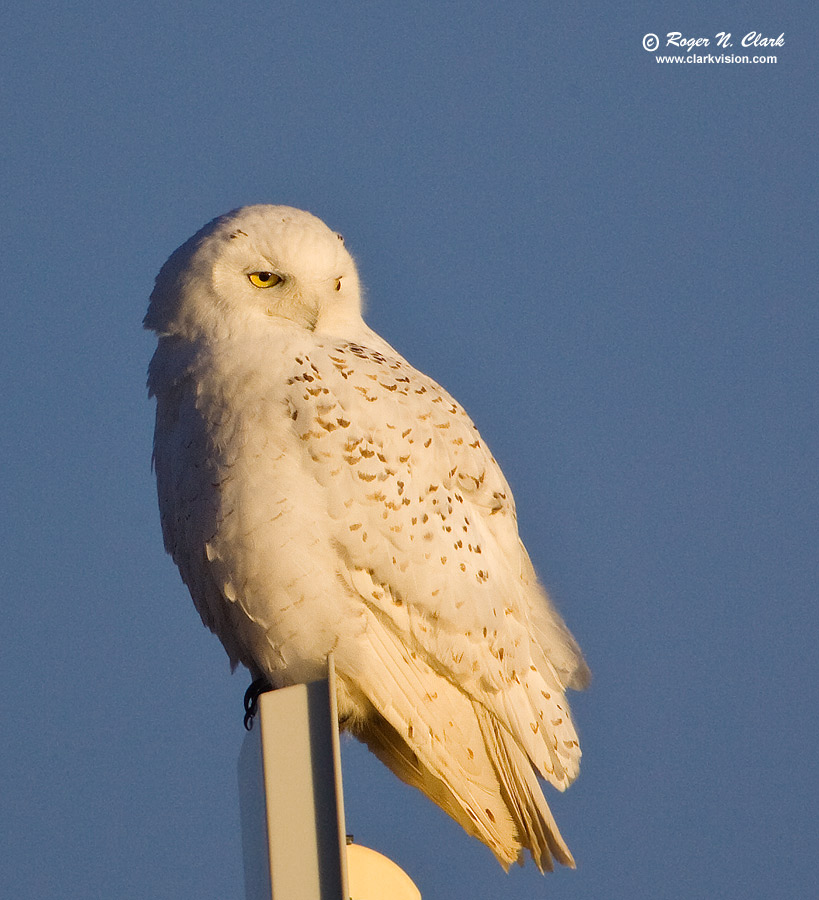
[{"left": 238, "top": 657, "right": 349, "bottom": 900}]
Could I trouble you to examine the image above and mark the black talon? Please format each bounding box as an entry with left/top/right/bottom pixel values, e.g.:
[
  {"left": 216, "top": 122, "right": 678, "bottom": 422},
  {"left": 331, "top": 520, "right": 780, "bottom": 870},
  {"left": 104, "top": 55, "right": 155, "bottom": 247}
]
[{"left": 243, "top": 677, "right": 274, "bottom": 730}]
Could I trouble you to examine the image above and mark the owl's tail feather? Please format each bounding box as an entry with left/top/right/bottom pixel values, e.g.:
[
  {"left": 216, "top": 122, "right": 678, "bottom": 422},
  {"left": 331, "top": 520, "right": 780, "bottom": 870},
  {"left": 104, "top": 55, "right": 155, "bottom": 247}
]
[
  {"left": 476, "top": 705, "right": 576, "bottom": 872},
  {"left": 357, "top": 708, "right": 521, "bottom": 869},
  {"left": 340, "top": 606, "right": 575, "bottom": 870}
]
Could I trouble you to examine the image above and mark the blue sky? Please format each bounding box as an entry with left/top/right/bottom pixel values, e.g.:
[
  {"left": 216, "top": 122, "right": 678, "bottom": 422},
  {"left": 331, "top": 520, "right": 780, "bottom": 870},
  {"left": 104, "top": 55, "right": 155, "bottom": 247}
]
[{"left": 2, "top": 3, "right": 815, "bottom": 898}]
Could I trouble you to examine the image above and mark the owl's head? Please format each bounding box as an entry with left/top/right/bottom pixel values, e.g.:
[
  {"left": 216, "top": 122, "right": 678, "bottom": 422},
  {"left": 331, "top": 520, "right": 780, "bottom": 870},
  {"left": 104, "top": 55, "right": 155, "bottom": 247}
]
[{"left": 144, "top": 205, "right": 362, "bottom": 340}]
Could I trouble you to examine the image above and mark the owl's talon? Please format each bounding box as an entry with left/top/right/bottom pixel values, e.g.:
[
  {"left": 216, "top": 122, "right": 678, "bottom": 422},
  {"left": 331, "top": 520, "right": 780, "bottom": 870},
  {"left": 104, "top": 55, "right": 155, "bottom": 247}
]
[{"left": 243, "top": 677, "right": 273, "bottom": 730}]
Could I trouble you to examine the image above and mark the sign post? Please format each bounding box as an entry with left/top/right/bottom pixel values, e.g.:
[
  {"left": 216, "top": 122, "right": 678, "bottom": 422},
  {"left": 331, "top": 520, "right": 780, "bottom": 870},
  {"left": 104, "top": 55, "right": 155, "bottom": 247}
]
[{"left": 239, "top": 659, "right": 349, "bottom": 900}]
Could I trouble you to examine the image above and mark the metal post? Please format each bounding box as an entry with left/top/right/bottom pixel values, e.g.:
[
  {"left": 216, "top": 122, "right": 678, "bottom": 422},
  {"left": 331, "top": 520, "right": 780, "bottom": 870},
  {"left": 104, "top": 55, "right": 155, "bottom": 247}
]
[{"left": 239, "top": 658, "right": 349, "bottom": 900}]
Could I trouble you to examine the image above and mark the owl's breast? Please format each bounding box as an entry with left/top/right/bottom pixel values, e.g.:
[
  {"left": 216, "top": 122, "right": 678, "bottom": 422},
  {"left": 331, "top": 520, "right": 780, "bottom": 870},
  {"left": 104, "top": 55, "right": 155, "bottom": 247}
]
[{"left": 153, "top": 334, "right": 368, "bottom": 680}]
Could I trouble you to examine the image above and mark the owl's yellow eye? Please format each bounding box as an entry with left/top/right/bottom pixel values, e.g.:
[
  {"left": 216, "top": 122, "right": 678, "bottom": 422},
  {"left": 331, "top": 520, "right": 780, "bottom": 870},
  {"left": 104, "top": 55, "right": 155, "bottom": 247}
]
[{"left": 248, "top": 271, "right": 283, "bottom": 288}]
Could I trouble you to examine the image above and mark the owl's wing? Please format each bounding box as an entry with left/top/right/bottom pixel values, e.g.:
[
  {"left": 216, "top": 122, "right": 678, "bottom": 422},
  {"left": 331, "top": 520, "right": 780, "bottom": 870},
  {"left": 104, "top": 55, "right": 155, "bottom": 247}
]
[{"left": 287, "top": 337, "right": 587, "bottom": 868}]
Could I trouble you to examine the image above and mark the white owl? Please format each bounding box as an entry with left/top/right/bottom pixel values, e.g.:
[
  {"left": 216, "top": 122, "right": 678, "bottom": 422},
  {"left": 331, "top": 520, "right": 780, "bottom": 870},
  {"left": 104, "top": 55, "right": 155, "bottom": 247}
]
[{"left": 145, "top": 206, "right": 589, "bottom": 871}]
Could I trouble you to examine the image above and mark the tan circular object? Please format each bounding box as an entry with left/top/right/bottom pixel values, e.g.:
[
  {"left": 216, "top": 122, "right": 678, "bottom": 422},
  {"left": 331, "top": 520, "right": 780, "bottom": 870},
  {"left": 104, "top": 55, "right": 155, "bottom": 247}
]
[{"left": 346, "top": 843, "right": 421, "bottom": 900}]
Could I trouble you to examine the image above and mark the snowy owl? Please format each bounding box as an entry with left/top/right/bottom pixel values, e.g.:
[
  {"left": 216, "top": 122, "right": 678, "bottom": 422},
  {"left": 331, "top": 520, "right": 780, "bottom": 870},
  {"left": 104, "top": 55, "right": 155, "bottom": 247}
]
[{"left": 145, "top": 205, "right": 589, "bottom": 871}]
